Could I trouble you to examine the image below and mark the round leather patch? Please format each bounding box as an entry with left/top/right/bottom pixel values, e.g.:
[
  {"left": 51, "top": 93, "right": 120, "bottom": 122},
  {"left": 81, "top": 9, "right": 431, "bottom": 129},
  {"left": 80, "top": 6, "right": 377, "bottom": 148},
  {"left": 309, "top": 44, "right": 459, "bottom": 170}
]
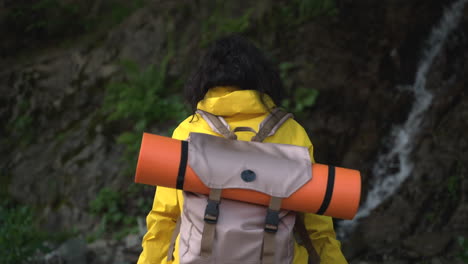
[{"left": 241, "top": 169, "right": 256, "bottom": 182}]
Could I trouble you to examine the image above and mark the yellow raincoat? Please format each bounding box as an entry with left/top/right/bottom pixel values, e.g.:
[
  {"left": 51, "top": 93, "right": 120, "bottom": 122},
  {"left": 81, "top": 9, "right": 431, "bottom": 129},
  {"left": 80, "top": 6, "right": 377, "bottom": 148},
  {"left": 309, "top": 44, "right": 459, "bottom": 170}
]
[{"left": 138, "top": 87, "right": 348, "bottom": 264}]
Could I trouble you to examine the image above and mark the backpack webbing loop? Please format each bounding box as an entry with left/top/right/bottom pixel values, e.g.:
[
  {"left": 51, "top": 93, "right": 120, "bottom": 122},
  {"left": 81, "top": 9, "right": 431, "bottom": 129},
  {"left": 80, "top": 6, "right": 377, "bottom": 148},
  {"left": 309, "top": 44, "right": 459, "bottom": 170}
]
[
  {"left": 200, "top": 188, "right": 222, "bottom": 257},
  {"left": 197, "top": 108, "right": 292, "bottom": 142},
  {"left": 232, "top": 126, "right": 258, "bottom": 134}
]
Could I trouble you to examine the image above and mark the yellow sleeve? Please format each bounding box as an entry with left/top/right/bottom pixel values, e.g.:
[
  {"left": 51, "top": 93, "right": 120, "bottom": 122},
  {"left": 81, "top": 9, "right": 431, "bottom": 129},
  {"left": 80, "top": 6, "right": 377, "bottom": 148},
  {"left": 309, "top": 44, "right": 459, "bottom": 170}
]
[
  {"left": 290, "top": 121, "right": 347, "bottom": 263},
  {"left": 305, "top": 133, "right": 347, "bottom": 263},
  {"left": 137, "top": 187, "right": 180, "bottom": 264},
  {"left": 304, "top": 213, "right": 348, "bottom": 264},
  {"left": 137, "top": 120, "right": 193, "bottom": 264}
]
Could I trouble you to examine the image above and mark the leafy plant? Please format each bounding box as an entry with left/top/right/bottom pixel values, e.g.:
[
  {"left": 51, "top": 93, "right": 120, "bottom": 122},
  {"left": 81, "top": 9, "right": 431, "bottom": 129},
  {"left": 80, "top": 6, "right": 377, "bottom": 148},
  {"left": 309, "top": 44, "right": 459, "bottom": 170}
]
[
  {"left": 0, "top": 201, "right": 48, "bottom": 264},
  {"left": 98, "top": 42, "right": 186, "bottom": 237},
  {"left": 446, "top": 161, "right": 464, "bottom": 201},
  {"left": 201, "top": 0, "right": 253, "bottom": 46},
  {"left": 88, "top": 185, "right": 152, "bottom": 241},
  {"left": 297, "top": 0, "right": 338, "bottom": 23},
  {"left": 102, "top": 52, "right": 188, "bottom": 173},
  {"left": 7, "top": 0, "right": 83, "bottom": 36},
  {"left": 279, "top": 62, "right": 319, "bottom": 115},
  {"left": 258, "top": 0, "right": 338, "bottom": 34},
  {"left": 88, "top": 187, "right": 136, "bottom": 241},
  {"left": 3, "top": 93, "right": 37, "bottom": 151},
  {"left": 459, "top": 237, "right": 468, "bottom": 263},
  {"left": 6, "top": 0, "right": 148, "bottom": 51},
  {"left": 84, "top": 0, "right": 147, "bottom": 31}
]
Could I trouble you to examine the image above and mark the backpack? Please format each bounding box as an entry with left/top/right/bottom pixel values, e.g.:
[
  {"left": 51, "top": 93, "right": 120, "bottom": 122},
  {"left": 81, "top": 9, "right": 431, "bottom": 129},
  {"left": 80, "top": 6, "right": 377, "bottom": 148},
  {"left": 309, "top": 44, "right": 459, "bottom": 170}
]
[{"left": 166, "top": 108, "right": 320, "bottom": 264}]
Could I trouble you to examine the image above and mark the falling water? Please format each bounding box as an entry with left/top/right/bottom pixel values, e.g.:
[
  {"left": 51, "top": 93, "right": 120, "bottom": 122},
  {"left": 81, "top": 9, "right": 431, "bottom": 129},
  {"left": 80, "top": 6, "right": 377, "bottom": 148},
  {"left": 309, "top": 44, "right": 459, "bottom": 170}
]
[{"left": 338, "top": 0, "right": 468, "bottom": 239}]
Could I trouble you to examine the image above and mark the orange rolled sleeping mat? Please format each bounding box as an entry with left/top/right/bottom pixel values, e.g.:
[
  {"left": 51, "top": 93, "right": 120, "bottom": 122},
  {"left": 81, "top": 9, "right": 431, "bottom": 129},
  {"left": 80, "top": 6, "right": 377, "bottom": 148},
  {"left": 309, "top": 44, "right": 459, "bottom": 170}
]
[{"left": 135, "top": 133, "right": 361, "bottom": 220}]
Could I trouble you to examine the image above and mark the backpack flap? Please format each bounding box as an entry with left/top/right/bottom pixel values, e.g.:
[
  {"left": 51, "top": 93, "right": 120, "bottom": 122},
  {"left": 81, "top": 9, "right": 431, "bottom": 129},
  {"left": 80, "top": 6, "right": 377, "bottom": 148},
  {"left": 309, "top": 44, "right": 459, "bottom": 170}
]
[{"left": 188, "top": 132, "right": 312, "bottom": 198}]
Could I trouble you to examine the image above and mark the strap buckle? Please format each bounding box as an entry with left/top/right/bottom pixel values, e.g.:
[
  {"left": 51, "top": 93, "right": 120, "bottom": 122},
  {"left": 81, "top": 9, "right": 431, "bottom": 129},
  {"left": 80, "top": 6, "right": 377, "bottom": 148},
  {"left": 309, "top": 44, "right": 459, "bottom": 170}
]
[
  {"left": 264, "top": 209, "right": 280, "bottom": 233},
  {"left": 204, "top": 199, "right": 220, "bottom": 224}
]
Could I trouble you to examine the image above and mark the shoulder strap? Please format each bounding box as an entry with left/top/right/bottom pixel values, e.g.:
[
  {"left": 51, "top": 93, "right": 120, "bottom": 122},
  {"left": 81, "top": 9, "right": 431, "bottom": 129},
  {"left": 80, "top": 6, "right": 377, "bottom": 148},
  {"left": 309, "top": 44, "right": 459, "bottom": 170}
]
[
  {"left": 294, "top": 213, "right": 321, "bottom": 264},
  {"left": 251, "top": 108, "right": 293, "bottom": 142},
  {"left": 197, "top": 108, "right": 293, "bottom": 142},
  {"left": 167, "top": 216, "right": 181, "bottom": 261},
  {"left": 196, "top": 110, "right": 237, "bottom": 139}
]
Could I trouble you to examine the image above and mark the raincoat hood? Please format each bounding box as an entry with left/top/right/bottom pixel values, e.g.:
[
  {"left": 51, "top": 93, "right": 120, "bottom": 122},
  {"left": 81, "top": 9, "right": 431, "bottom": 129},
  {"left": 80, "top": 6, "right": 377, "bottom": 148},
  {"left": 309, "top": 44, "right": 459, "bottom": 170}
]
[{"left": 196, "top": 86, "right": 276, "bottom": 116}]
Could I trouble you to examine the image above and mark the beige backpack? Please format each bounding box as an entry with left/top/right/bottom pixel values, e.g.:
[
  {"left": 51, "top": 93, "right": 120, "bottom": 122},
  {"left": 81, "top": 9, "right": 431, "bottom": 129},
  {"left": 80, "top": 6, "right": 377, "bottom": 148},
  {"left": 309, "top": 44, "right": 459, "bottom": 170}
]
[{"left": 167, "top": 108, "right": 320, "bottom": 264}]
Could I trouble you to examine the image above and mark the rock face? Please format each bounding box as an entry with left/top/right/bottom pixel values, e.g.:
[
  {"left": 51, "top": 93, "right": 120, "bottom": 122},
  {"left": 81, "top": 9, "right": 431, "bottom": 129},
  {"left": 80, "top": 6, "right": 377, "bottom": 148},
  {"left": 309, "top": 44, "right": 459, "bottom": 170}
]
[{"left": 1, "top": 0, "right": 467, "bottom": 263}]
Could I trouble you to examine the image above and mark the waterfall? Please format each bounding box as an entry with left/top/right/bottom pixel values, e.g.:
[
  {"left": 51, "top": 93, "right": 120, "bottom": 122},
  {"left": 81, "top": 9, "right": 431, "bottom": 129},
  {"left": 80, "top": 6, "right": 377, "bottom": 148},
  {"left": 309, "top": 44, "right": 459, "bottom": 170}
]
[{"left": 338, "top": 0, "right": 468, "bottom": 239}]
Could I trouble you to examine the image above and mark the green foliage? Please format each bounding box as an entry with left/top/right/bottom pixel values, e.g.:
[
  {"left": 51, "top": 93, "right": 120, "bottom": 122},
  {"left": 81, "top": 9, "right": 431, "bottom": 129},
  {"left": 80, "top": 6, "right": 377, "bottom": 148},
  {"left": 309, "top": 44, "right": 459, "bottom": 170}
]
[
  {"left": 102, "top": 54, "right": 188, "bottom": 174},
  {"left": 110, "top": 0, "right": 146, "bottom": 25},
  {"left": 447, "top": 160, "right": 464, "bottom": 201},
  {"left": 423, "top": 212, "right": 435, "bottom": 223},
  {"left": 7, "top": 0, "right": 83, "bottom": 37},
  {"left": 89, "top": 187, "right": 135, "bottom": 241},
  {"left": 0, "top": 201, "right": 48, "bottom": 264},
  {"left": 446, "top": 174, "right": 458, "bottom": 200},
  {"left": 286, "top": 0, "right": 339, "bottom": 26},
  {"left": 258, "top": 0, "right": 338, "bottom": 34},
  {"left": 99, "top": 51, "right": 186, "bottom": 234},
  {"left": 88, "top": 185, "right": 152, "bottom": 241},
  {"left": 458, "top": 237, "right": 468, "bottom": 263},
  {"left": 103, "top": 58, "right": 186, "bottom": 123},
  {"left": 84, "top": 0, "right": 147, "bottom": 31},
  {"left": 7, "top": 0, "right": 147, "bottom": 45},
  {"left": 201, "top": 1, "right": 253, "bottom": 46},
  {"left": 279, "top": 62, "right": 319, "bottom": 115},
  {"left": 0, "top": 173, "right": 9, "bottom": 201},
  {"left": 296, "top": 0, "right": 338, "bottom": 23},
  {"left": 4, "top": 97, "right": 35, "bottom": 149}
]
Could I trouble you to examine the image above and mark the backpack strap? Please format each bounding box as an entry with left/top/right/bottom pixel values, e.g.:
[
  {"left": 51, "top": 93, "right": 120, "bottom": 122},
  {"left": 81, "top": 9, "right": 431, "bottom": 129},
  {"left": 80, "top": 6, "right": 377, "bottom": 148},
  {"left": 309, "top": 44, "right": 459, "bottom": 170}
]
[
  {"left": 196, "top": 110, "right": 237, "bottom": 139},
  {"left": 251, "top": 108, "right": 293, "bottom": 142},
  {"left": 200, "top": 188, "right": 222, "bottom": 257},
  {"left": 196, "top": 108, "right": 293, "bottom": 142},
  {"left": 166, "top": 216, "right": 181, "bottom": 261},
  {"left": 262, "top": 196, "right": 283, "bottom": 264},
  {"left": 294, "top": 213, "right": 321, "bottom": 264}
]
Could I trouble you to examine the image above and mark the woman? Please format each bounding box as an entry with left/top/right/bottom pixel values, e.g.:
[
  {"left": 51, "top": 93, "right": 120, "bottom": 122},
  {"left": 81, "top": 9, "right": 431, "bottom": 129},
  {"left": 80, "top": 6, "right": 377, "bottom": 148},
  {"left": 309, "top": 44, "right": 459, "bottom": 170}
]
[{"left": 138, "top": 34, "right": 347, "bottom": 264}]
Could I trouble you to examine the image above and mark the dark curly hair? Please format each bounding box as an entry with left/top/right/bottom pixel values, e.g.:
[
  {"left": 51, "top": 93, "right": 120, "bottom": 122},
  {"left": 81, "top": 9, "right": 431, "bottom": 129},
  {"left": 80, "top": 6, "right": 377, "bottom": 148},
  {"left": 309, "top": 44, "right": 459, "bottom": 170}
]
[{"left": 184, "top": 34, "right": 285, "bottom": 113}]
